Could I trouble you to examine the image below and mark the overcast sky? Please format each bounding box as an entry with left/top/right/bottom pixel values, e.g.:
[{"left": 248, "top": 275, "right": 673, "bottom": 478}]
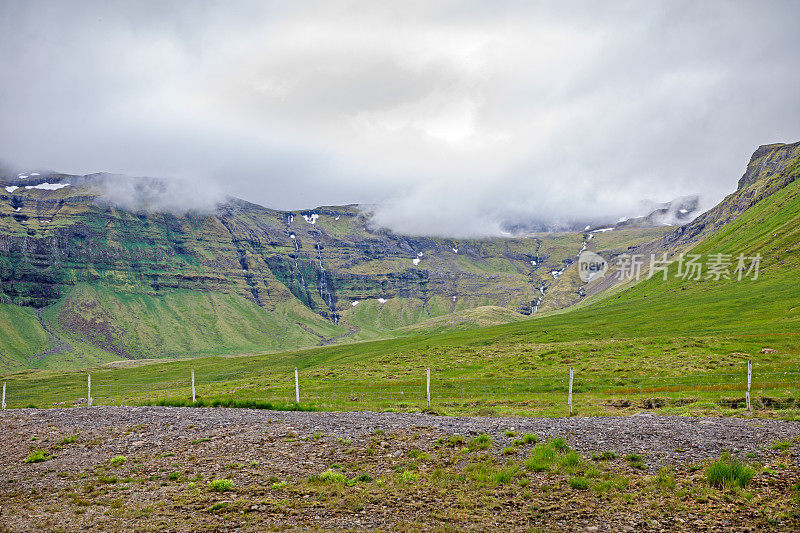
[{"left": 1, "top": 1, "right": 799, "bottom": 236}]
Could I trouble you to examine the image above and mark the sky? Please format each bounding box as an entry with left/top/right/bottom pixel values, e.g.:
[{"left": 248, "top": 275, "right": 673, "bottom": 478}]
[{"left": 1, "top": 0, "right": 799, "bottom": 236}]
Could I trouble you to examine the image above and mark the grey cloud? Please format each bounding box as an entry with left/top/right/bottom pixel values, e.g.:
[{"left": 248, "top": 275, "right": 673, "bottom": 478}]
[
  {"left": 79, "top": 174, "right": 224, "bottom": 215},
  {"left": 0, "top": 0, "right": 798, "bottom": 234}
]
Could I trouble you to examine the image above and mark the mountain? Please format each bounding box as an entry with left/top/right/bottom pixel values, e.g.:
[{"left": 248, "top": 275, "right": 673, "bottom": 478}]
[
  {"left": 7, "top": 139, "right": 798, "bottom": 408},
  {"left": 2, "top": 141, "right": 794, "bottom": 373},
  {"left": 0, "top": 170, "right": 667, "bottom": 370}
]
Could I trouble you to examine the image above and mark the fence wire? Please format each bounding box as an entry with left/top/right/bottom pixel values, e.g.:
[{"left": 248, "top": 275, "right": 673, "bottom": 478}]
[{"left": 2, "top": 367, "right": 799, "bottom": 414}]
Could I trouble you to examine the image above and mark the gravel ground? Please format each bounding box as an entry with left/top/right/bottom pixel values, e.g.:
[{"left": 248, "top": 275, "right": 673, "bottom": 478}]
[
  {"left": 1, "top": 407, "right": 799, "bottom": 532},
  {"left": 4, "top": 407, "right": 797, "bottom": 466}
]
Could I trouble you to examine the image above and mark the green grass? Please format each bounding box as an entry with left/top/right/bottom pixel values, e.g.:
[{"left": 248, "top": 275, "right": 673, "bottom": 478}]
[
  {"left": 207, "top": 479, "right": 234, "bottom": 492},
  {"left": 706, "top": 453, "right": 754, "bottom": 489},
  {"left": 770, "top": 440, "right": 793, "bottom": 451},
  {"left": 466, "top": 462, "right": 520, "bottom": 486},
  {"left": 569, "top": 476, "right": 591, "bottom": 490},
  {"left": 23, "top": 449, "right": 52, "bottom": 463},
  {"left": 525, "top": 441, "right": 560, "bottom": 472},
  {"left": 144, "top": 398, "right": 315, "bottom": 411},
  {"left": 467, "top": 434, "right": 492, "bottom": 451},
  {"left": 0, "top": 303, "right": 49, "bottom": 369},
  {"left": 624, "top": 454, "right": 645, "bottom": 470}
]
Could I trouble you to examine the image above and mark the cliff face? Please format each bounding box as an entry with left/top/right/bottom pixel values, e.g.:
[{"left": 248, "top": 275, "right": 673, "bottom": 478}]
[
  {"left": 0, "top": 173, "right": 594, "bottom": 324},
  {"left": 737, "top": 141, "right": 800, "bottom": 190},
  {"left": 652, "top": 142, "right": 800, "bottom": 251}
]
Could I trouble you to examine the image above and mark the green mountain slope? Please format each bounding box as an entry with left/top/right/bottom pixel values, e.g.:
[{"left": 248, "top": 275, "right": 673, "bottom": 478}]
[
  {"left": 1, "top": 142, "right": 795, "bottom": 372},
  {"left": 0, "top": 170, "right": 667, "bottom": 369},
  {"left": 0, "top": 303, "right": 48, "bottom": 368}
]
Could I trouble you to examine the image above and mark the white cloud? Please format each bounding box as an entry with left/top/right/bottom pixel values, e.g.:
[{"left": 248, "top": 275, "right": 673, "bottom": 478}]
[{"left": 0, "top": 1, "right": 798, "bottom": 234}]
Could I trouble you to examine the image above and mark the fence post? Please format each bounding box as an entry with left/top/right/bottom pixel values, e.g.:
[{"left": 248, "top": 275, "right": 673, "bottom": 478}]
[
  {"left": 2, "top": 382, "right": 5, "bottom": 410},
  {"left": 746, "top": 360, "right": 752, "bottom": 411},
  {"left": 87, "top": 374, "right": 93, "bottom": 407},
  {"left": 191, "top": 370, "right": 196, "bottom": 403},
  {"left": 426, "top": 368, "right": 431, "bottom": 408},
  {"left": 568, "top": 368, "right": 574, "bottom": 415},
  {"left": 295, "top": 368, "right": 300, "bottom": 403}
]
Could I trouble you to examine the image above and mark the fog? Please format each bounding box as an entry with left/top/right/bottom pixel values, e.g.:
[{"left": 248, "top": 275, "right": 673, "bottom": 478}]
[{"left": 1, "top": 1, "right": 799, "bottom": 236}]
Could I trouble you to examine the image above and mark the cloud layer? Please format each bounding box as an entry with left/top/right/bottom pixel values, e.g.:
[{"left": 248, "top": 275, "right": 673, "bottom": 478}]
[{"left": 1, "top": 1, "right": 799, "bottom": 236}]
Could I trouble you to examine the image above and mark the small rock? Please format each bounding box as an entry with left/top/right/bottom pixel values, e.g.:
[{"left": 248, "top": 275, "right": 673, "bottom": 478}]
[{"left": 393, "top": 450, "right": 403, "bottom": 458}]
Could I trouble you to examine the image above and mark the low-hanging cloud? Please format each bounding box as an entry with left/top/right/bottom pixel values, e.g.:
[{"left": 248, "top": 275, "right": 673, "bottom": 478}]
[
  {"left": 78, "top": 174, "right": 225, "bottom": 215},
  {"left": 0, "top": 1, "right": 798, "bottom": 234}
]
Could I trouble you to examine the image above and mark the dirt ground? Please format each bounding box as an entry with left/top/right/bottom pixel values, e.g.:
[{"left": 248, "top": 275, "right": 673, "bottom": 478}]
[{"left": 1, "top": 407, "right": 799, "bottom": 531}]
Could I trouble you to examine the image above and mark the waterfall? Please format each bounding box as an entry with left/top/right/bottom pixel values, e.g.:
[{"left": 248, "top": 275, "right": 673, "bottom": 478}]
[{"left": 315, "top": 243, "right": 339, "bottom": 324}]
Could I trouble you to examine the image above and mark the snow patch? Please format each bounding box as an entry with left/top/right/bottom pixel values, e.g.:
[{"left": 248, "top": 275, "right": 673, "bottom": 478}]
[
  {"left": 452, "top": 248, "right": 458, "bottom": 253},
  {"left": 4, "top": 186, "right": 19, "bottom": 193},
  {"left": 591, "top": 227, "right": 614, "bottom": 233},
  {"left": 31, "top": 173, "right": 40, "bottom": 176},
  {"left": 377, "top": 298, "right": 387, "bottom": 304},
  {"left": 451, "top": 296, "right": 457, "bottom": 302},
  {"left": 335, "top": 216, "right": 340, "bottom": 221},
  {"left": 302, "top": 213, "right": 319, "bottom": 224},
  {"left": 679, "top": 209, "right": 688, "bottom": 214},
  {"left": 412, "top": 258, "right": 421, "bottom": 266},
  {"left": 289, "top": 234, "right": 296, "bottom": 239},
  {"left": 17, "top": 174, "right": 27, "bottom": 179},
  {"left": 15, "top": 207, "right": 21, "bottom": 212},
  {"left": 584, "top": 225, "right": 591, "bottom": 231},
  {"left": 417, "top": 252, "right": 423, "bottom": 257},
  {"left": 351, "top": 301, "right": 359, "bottom": 307},
  {"left": 24, "top": 182, "right": 70, "bottom": 191},
  {"left": 530, "top": 260, "right": 537, "bottom": 266}
]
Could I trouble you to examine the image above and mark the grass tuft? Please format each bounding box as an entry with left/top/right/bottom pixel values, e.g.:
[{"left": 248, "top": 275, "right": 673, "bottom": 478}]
[
  {"left": 569, "top": 476, "right": 590, "bottom": 490},
  {"left": 23, "top": 449, "right": 52, "bottom": 464},
  {"left": 468, "top": 434, "right": 492, "bottom": 451},
  {"left": 706, "top": 453, "right": 753, "bottom": 490},
  {"left": 207, "top": 479, "right": 234, "bottom": 492}
]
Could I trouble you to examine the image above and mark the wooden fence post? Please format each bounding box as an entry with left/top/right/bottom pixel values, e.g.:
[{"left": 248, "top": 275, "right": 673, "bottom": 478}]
[
  {"left": 746, "top": 360, "right": 752, "bottom": 411},
  {"left": 191, "top": 370, "right": 196, "bottom": 403},
  {"left": 2, "top": 382, "right": 5, "bottom": 410},
  {"left": 568, "top": 368, "right": 574, "bottom": 415},
  {"left": 295, "top": 368, "right": 300, "bottom": 403},
  {"left": 87, "top": 374, "right": 93, "bottom": 407},
  {"left": 426, "top": 368, "right": 431, "bottom": 408}
]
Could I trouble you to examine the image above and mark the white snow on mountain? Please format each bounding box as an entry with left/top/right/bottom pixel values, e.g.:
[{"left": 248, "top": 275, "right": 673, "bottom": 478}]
[{"left": 24, "top": 182, "right": 70, "bottom": 191}]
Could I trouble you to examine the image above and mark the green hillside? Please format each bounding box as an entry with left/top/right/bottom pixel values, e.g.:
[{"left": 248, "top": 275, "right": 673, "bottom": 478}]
[
  {"left": 0, "top": 304, "right": 49, "bottom": 369},
  {"left": 0, "top": 169, "right": 670, "bottom": 369}
]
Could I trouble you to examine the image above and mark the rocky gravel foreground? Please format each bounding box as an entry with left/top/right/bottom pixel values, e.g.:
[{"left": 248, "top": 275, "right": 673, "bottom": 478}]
[
  {"left": 1, "top": 407, "right": 800, "bottom": 531},
  {"left": 4, "top": 407, "right": 798, "bottom": 465}
]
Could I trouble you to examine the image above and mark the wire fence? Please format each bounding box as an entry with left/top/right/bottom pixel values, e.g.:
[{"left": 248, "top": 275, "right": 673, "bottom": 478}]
[{"left": 2, "top": 363, "right": 800, "bottom": 415}]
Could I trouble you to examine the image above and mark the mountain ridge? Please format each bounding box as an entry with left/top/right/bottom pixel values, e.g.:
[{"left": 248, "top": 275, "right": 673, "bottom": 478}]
[{"left": 1, "top": 142, "right": 795, "bottom": 371}]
